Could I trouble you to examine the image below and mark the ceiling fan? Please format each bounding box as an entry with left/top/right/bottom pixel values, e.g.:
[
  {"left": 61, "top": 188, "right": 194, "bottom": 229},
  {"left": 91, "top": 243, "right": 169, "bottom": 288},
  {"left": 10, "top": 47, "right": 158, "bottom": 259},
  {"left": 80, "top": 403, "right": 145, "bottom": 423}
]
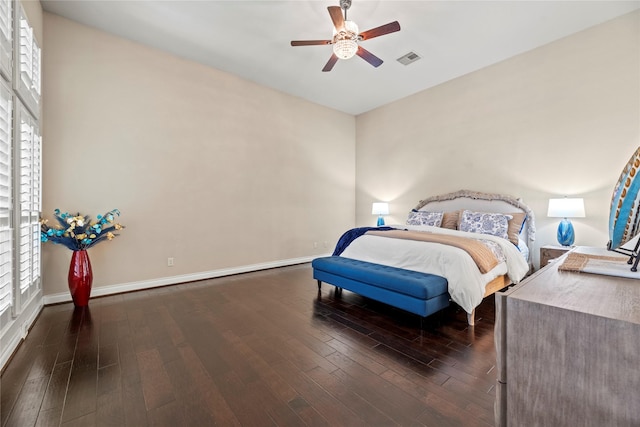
[{"left": 290, "top": 0, "right": 401, "bottom": 72}]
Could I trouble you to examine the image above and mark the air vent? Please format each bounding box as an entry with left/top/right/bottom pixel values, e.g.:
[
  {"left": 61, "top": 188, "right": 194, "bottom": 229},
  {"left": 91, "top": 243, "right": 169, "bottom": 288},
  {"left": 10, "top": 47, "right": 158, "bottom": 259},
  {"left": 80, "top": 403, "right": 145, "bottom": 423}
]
[{"left": 397, "top": 51, "right": 421, "bottom": 66}]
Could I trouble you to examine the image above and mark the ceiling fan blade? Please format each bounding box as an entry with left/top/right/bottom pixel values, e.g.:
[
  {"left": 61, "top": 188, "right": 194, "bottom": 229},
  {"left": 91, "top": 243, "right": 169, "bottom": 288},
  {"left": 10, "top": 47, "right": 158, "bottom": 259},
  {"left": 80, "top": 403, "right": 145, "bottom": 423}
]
[
  {"left": 328, "top": 6, "right": 345, "bottom": 31},
  {"left": 359, "top": 21, "right": 401, "bottom": 41},
  {"left": 291, "top": 40, "right": 332, "bottom": 47},
  {"left": 322, "top": 54, "right": 339, "bottom": 72},
  {"left": 356, "top": 46, "right": 383, "bottom": 68}
]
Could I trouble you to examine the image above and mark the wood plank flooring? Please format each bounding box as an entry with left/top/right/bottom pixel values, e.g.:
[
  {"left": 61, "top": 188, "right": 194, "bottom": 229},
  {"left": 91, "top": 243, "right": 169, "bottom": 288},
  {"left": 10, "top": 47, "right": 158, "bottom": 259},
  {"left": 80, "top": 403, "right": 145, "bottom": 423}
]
[{"left": 1, "top": 264, "right": 498, "bottom": 426}]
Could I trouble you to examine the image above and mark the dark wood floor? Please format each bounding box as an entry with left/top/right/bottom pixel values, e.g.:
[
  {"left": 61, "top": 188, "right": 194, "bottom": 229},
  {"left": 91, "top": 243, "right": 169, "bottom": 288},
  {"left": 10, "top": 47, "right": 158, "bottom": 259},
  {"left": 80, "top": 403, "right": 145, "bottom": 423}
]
[{"left": 1, "top": 264, "right": 499, "bottom": 427}]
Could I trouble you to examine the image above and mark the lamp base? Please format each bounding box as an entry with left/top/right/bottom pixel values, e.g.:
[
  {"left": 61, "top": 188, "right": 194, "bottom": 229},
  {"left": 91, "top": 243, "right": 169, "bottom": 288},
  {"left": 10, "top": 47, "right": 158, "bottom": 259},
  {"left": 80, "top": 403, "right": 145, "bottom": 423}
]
[
  {"left": 557, "top": 218, "right": 575, "bottom": 246},
  {"left": 377, "top": 216, "right": 385, "bottom": 226}
]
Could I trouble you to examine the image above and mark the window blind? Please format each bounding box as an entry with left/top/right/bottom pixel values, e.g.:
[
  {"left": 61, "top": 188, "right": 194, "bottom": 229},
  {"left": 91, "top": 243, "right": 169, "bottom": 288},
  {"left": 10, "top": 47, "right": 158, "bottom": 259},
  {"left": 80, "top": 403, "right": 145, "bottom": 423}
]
[
  {"left": 14, "top": 101, "right": 40, "bottom": 304},
  {"left": 14, "top": 4, "right": 39, "bottom": 117},
  {"left": 0, "top": 0, "right": 11, "bottom": 80},
  {"left": 0, "top": 80, "right": 11, "bottom": 314},
  {"left": 0, "top": 0, "right": 10, "bottom": 42},
  {"left": 19, "top": 16, "right": 33, "bottom": 86}
]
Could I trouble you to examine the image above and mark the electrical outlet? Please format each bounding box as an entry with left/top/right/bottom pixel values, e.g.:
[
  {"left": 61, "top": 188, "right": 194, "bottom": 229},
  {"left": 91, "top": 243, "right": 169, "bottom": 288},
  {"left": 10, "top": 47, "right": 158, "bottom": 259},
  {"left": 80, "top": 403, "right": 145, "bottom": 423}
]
[
  {"left": 167, "top": 257, "right": 174, "bottom": 267},
  {"left": 313, "top": 242, "right": 318, "bottom": 249}
]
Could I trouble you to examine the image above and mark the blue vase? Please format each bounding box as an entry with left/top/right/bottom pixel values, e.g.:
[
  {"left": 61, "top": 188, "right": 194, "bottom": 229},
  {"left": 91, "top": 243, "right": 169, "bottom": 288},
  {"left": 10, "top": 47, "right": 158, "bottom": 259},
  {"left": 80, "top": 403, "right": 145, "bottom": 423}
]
[
  {"left": 377, "top": 216, "right": 385, "bottom": 226},
  {"left": 557, "top": 218, "right": 575, "bottom": 246}
]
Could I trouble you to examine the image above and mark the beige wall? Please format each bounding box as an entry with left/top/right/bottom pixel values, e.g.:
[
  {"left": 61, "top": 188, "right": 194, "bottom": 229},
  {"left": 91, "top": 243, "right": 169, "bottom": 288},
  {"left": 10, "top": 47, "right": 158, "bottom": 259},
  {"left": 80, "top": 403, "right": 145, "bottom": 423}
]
[
  {"left": 42, "top": 13, "right": 356, "bottom": 298},
  {"left": 41, "top": 8, "right": 640, "bottom": 297},
  {"left": 356, "top": 11, "right": 640, "bottom": 268}
]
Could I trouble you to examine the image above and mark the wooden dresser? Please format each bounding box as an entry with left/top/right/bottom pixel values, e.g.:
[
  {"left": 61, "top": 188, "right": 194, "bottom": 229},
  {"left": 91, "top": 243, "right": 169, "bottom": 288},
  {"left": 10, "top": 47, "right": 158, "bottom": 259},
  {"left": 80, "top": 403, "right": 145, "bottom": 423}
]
[{"left": 495, "top": 247, "right": 640, "bottom": 426}]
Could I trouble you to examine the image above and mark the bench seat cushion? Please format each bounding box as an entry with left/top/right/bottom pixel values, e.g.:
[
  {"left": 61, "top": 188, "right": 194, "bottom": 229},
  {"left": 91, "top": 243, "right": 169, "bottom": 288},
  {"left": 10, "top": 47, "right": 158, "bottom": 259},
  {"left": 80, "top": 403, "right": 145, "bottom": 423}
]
[{"left": 311, "top": 256, "right": 448, "bottom": 299}]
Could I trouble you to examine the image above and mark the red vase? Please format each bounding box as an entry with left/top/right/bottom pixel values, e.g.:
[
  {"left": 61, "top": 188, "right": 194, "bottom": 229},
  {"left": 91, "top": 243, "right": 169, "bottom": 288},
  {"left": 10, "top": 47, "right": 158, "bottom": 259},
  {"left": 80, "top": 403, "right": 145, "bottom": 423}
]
[{"left": 68, "top": 250, "right": 93, "bottom": 307}]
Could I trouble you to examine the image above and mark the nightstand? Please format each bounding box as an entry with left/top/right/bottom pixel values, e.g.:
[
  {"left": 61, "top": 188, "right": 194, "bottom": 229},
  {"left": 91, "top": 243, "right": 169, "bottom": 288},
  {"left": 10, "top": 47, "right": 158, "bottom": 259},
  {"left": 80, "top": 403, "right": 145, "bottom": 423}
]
[{"left": 540, "top": 245, "right": 571, "bottom": 267}]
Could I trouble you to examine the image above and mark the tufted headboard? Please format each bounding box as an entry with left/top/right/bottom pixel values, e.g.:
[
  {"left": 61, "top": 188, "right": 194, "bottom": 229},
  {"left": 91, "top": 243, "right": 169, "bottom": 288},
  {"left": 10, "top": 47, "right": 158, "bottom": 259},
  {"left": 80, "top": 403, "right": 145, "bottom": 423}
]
[{"left": 414, "top": 189, "right": 536, "bottom": 260}]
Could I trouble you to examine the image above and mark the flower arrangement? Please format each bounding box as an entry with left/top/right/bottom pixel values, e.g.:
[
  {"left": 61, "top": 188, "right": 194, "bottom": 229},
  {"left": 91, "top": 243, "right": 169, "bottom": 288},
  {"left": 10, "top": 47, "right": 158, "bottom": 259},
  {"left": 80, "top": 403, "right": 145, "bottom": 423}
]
[{"left": 40, "top": 209, "right": 125, "bottom": 251}]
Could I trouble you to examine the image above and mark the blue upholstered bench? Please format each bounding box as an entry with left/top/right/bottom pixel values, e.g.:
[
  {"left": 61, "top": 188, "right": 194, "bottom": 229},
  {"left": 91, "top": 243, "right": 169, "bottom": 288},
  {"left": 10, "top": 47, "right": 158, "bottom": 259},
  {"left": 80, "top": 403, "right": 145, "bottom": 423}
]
[{"left": 312, "top": 256, "right": 449, "bottom": 318}]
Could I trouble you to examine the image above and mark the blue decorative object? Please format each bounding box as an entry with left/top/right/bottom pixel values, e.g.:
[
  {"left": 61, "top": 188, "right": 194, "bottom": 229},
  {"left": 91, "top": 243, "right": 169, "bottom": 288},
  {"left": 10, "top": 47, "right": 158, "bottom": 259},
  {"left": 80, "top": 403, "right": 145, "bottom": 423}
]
[
  {"left": 607, "top": 147, "right": 640, "bottom": 271},
  {"left": 557, "top": 218, "right": 575, "bottom": 247},
  {"left": 548, "top": 198, "right": 585, "bottom": 247},
  {"left": 608, "top": 147, "right": 640, "bottom": 250},
  {"left": 377, "top": 216, "right": 385, "bottom": 226}
]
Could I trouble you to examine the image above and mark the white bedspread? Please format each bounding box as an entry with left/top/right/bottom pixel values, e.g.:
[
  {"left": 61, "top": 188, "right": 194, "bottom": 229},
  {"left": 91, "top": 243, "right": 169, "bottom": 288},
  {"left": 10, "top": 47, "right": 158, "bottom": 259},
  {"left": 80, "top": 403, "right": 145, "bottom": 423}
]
[{"left": 339, "top": 224, "right": 530, "bottom": 314}]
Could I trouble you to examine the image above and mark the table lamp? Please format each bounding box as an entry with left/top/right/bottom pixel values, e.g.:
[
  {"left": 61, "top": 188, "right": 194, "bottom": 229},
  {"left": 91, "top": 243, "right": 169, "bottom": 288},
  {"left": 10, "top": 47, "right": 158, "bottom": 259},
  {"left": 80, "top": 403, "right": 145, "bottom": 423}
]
[
  {"left": 372, "top": 202, "right": 389, "bottom": 226},
  {"left": 547, "top": 197, "right": 585, "bottom": 246}
]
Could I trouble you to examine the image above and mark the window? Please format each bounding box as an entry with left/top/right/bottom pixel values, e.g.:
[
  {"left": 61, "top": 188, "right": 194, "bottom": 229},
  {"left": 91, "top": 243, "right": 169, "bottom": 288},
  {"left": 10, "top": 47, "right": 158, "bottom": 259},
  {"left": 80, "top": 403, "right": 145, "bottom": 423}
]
[
  {"left": 13, "top": 100, "right": 40, "bottom": 313},
  {"left": 0, "top": 78, "right": 10, "bottom": 318},
  {"left": 14, "top": 3, "right": 39, "bottom": 118},
  {"left": 0, "top": 3, "right": 41, "bottom": 369},
  {"left": 0, "top": 0, "right": 10, "bottom": 81}
]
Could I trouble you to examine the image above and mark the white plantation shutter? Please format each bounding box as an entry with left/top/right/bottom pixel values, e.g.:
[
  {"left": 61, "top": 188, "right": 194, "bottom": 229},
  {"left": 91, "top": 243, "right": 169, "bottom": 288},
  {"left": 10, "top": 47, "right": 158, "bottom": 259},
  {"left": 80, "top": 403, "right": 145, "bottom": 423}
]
[
  {"left": 1, "top": 0, "right": 41, "bottom": 371},
  {"left": 14, "top": 100, "right": 39, "bottom": 309},
  {"left": 31, "top": 42, "right": 40, "bottom": 97},
  {"left": 19, "top": 18, "right": 32, "bottom": 85},
  {"left": 13, "top": 4, "right": 39, "bottom": 117},
  {"left": 31, "top": 132, "right": 40, "bottom": 283},
  {"left": 0, "top": 0, "right": 11, "bottom": 81},
  {"left": 18, "top": 118, "right": 31, "bottom": 293},
  {"left": 0, "top": 79, "right": 11, "bottom": 315},
  {"left": 0, "top": 0, "right": 9, "bottom": 40}
]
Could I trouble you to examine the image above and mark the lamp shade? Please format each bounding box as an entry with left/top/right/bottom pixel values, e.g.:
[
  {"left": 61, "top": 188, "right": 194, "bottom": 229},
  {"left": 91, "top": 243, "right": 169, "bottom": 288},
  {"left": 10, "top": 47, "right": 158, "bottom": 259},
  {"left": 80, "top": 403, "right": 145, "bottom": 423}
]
[
  {"left": 547, "top": 198, "right": 585, "bottom": 218},
  {"left": 371, "top": 202, "right": 389, "bottom": 215}
]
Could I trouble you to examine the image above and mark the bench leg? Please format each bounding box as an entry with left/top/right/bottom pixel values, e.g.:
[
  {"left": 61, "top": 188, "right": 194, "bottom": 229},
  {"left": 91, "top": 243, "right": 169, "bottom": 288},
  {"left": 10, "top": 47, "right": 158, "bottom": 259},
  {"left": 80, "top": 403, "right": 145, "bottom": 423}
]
[
  {"left": 467, "top": 309, "right": 476, "bottom": 326},
  {"left": 317, "top": 280, "right": 322, "bottom": 290}
]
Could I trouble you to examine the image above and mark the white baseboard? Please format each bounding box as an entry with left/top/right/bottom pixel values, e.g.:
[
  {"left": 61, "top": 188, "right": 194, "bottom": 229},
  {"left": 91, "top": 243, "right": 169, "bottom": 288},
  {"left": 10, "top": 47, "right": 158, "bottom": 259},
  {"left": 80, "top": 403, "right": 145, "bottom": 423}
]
[{"left": 43, "top": 255, "right": 324, "bottom": 305}]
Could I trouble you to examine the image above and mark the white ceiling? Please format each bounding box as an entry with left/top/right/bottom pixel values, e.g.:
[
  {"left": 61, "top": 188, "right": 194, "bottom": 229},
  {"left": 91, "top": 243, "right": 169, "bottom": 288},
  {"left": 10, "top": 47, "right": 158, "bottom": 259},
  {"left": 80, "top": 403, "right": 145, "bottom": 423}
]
[{"left": 40, "top": 0, "right": 640, "bottom": 115}]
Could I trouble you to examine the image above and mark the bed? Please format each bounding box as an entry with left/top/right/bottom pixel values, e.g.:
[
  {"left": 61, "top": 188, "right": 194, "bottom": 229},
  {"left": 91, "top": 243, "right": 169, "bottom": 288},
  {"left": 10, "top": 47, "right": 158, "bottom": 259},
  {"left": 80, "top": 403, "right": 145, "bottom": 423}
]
[{"left": 336, "top": 189, "right": 535, "bottom": 325}]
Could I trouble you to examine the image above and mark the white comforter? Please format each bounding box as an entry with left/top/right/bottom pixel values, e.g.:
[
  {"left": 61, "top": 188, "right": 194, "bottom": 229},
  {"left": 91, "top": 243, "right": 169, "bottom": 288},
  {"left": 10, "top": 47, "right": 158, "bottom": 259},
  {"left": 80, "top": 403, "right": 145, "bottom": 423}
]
[{"left": 339, "top": 224, "right": 530, "bottom": 314}]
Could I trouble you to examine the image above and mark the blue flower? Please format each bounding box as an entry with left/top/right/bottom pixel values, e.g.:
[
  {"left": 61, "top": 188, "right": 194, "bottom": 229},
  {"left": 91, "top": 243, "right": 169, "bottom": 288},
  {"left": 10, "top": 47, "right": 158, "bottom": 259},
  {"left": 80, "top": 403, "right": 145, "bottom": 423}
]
[{"left": 40, "top": 208, "right": 125, "bottom": 251}]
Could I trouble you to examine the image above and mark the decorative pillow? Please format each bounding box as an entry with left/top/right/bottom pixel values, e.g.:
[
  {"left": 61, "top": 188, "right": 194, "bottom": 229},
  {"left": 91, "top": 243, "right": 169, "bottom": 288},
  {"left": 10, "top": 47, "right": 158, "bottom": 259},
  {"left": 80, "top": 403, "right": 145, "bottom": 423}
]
[
  {"left": 458, "top": 210, "right": 513, "bottom": 240},
  {"left": 506, "top": 212, "right": 527, "bottom": 245},
  {"left": 441, "top": 211, "right": 460, "bottom": 230},
  {"left": 407, "top": 210, "right": 443, "bottom": 227}
]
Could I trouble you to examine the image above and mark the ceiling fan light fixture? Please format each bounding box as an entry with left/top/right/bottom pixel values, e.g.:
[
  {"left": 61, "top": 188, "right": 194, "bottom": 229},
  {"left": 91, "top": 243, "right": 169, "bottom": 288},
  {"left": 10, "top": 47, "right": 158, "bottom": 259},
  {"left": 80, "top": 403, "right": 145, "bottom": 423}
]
[
  {"left": 333, "top": 39, "right": 358, "bottom": 59},
  {"left": 332, "top": 20, "right": 359, "bottom": 59}
]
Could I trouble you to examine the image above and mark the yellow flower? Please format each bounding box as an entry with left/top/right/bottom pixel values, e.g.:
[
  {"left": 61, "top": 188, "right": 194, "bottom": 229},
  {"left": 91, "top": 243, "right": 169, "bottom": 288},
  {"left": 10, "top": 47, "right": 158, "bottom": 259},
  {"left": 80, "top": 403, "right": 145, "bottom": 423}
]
[
  {"left": 76, "top": 233, "right": 86, "bottom": 240},
  {"left": 89, "top": 234, "right": 96, "bottom": 239},
  {"left": 115, "top": 223, "right": 123, "bottom": 230},
  {"left": 106, "top": 232, "right": 115, "bottom": 240}
]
